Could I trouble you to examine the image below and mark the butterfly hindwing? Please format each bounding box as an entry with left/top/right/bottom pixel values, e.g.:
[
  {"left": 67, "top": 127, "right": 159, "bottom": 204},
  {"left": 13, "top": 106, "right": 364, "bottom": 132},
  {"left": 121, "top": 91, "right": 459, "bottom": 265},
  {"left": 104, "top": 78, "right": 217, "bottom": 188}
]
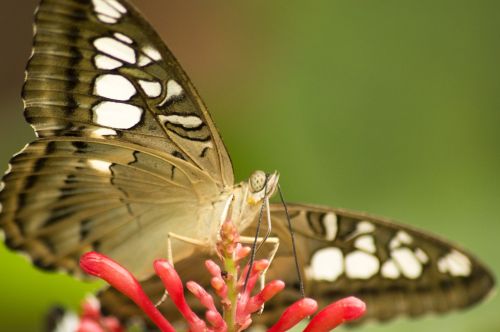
[
  {"left": 266, "top": 203, "right": 495, "bottom": 322},
  {"left": 98, "top": 203, "right": 494, "bottom": 325},
  {"left": 0, "top": 138, "right": 221, "bottom": 279}
]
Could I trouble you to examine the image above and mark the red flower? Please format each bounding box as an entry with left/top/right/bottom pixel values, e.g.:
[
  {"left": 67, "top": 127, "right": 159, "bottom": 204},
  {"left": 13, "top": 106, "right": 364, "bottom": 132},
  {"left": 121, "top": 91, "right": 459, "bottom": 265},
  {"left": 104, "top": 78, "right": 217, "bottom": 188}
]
[
  {"left": 80, "top": 220, "right": 366, "bottom": 332},
  {"left": 76, "top": 296, "right": 124, "bottom": 332}
]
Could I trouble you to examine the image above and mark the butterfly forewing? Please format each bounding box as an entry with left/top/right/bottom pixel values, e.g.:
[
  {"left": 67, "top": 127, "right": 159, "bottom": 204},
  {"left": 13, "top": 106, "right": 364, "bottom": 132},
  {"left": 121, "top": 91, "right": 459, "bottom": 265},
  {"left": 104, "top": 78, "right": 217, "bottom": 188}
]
[
  {"left": 1, "top": 0, "right": 235, "bottom": 279},
  {"left": 265, "top": 203, "right": 495, "bottom": 322},
  {"left": 23, "top": 0, "right": 233, "bottom": 185}
]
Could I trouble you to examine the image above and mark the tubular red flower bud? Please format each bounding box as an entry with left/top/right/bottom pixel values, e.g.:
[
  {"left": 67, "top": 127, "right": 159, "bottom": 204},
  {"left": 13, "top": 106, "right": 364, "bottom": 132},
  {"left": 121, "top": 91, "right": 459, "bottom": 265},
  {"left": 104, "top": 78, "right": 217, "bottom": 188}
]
[
  {"left": 205, "top": 259, "right": 222, "bottom": 277},
  {"left": 239, "top": 317, "right": 253, "bottom": 331},
  {"left": 235, "top": 244, "right": 251, "bottom": 262},
  {"left": 211, "top": 276, "right": 228, "bottom": 297},
  {"left": 245, "top": 280, "right": 285, "bottom": 314},
  {"left": 77, "top": 297, "right": 124, "bottom": 332},
  {"left": 154, "top": 260, "right": 207, "bottom": 332},
  {"left": 268, "top": 298, "right": 318, "bottom": 332},
  {"left": 206, "top": 309, "right": 227, "bottom": 331},
  {"left": 238, "top": 259, "right": 269, "bottom": 296},
  {"left": 187, "top": 281, "right": 217, "bottom": 311},
  {"left": 81, "top": 296, "right": 101, "bottom": 321},
  {"left": 77, "top": 319, "right": 105, "bottom": 332},
  {"left": 303, "top": 297, "right": 366, "bottom": 332},
  {"left": 80, "top": 252, "right": 175, "bottom": 332},
  {"left": 101, "top": 317, "right": 123, "bottom": 332},
  {"left": 253, "top": 259, "right": 269, "bottom": 272}
]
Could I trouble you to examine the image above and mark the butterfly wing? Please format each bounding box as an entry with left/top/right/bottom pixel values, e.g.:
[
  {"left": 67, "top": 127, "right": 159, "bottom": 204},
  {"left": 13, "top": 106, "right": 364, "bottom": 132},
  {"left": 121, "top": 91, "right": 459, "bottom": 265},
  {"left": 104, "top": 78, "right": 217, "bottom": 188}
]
[
  {"left": 24, "top": 0, "right": 233, "bottom": 184},
  {"left": 97, "top": 203, "right": 494, "bottom": 324},
  {"left": 264, "top": 203, "right": 495, "bottom": 322},
  {"left": 0, "top": 138, "right": 225, "bottom": 280},
  {"left": 0, "top": 0, "right": 233, "bottom": 279}
]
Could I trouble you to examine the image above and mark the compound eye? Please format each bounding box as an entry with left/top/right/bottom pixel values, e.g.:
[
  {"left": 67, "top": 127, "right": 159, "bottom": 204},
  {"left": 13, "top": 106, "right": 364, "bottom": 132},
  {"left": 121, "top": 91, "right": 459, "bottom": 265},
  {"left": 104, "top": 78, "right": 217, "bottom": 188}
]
[{"left": 249, "top": 170, "right": 267, "bottom": 193}]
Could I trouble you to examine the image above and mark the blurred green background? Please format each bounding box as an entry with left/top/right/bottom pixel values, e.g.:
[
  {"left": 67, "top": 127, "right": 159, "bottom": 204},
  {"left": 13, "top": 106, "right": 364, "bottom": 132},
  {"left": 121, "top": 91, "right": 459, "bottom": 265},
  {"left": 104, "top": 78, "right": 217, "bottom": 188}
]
[{"left": 1, "top": 0, "right": 499, "bottom": 331}]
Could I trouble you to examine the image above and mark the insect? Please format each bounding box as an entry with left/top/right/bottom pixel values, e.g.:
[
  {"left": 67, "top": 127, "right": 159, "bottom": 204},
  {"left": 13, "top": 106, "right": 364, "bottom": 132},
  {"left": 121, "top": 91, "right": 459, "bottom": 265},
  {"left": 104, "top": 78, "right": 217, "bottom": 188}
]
[{"left": 0, "top": 0, "right": 494, "bottom": 326}]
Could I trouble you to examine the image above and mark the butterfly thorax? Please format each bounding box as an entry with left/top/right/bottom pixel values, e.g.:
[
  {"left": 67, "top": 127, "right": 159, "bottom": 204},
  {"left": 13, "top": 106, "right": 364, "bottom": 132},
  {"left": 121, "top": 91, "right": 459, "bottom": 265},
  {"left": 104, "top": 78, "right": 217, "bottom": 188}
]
[{"left": 205, "top": 170, "right": 279, "bottom": 247}]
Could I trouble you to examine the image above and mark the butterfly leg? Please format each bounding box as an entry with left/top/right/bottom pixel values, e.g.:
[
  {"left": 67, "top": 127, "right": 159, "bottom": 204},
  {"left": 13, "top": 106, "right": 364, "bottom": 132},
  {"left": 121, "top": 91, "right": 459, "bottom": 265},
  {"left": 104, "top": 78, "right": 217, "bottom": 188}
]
[
  {"left": 155, "top": 232, "right": 207, "bottom": 307},
  {"left": 239, "top": 235, "right": 279, "bottom": 313},
  {"left": 166, "top": 232, "right": 206, "bottom": 265},
  {"left": 239, "top": 236, "right": 280, "bottom": 288}
]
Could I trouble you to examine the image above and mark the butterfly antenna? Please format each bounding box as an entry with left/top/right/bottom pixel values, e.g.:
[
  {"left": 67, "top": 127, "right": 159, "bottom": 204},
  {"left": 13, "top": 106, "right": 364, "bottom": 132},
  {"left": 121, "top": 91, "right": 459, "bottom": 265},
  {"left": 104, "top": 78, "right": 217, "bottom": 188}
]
[
  {"left": 243, "top": 181, "right": 268, "bottom": 291},
  {"left": 277, "top": 184, "right": 305, "bottom": 298}
]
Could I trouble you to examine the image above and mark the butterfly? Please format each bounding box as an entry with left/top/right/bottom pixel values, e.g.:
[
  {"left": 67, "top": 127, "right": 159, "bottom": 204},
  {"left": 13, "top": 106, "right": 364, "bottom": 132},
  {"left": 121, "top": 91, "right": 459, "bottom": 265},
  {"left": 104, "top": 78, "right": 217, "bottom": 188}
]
[{"left": 0, "top": 0, "right": 494, "bottom": 326}]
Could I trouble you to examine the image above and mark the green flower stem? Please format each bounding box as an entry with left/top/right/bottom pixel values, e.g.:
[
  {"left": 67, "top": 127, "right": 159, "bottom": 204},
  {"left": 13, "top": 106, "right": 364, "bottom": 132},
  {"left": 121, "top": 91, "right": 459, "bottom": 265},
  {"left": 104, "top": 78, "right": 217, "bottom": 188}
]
[{"left": 223, "top": 253, "right": 238, "bottom": 332}]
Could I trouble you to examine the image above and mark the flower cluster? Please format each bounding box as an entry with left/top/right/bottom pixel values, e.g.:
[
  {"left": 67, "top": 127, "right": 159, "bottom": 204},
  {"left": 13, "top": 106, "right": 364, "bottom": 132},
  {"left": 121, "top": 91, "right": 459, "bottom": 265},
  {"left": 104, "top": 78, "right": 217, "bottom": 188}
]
[
  {"left": 76, "top": 297, "right": 124, "bottom": 332},
  {"left": 79, "top": 220, "right": 366, "bottom": 332}
]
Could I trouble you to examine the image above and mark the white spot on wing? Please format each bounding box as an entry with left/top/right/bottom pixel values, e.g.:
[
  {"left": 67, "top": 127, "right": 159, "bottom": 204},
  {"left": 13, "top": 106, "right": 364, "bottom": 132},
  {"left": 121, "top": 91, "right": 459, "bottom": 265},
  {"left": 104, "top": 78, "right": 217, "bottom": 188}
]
[
  {"left": 143, "top": 46, "right": 162, "bottom": 61},
  {"left": 94, "top": 74, "right": 136, "bottom": 101},
  {"left": 97, "top": 14, "right": 118, "bottom": 24},
  {"left": 0, "top": 181, "right": 4, "bottom": 192},
  {"left": 354, "top": 235, "right": 376, "bottom": 253},
  {"left": 138, "top": 55, "right": 152, "bottom": 67},
  {"left": 114, "top": 32, "right": 133, "bottom": 44},
  {"left": 392, "top": 247, "right": 422, "bottom": 279},
  {"left": 93, "top": 101, "right": 143, "bottom": 129},
  {"left": 346, "top": 220, "right": 376, "bottom": 241},
  {"left": 357, "top": 221, "right": 375, "bottom": 234},
  {"left": 88, "top": 159, "right": 111, "bottom": 173},
  {"left": 91, "top": 128, "right": 117, "bottom": 137},
  {"left": 92, "top": 0, "right": 121, "bottom": 18},
  {"left": 138, "top": 80, "right": 162, "bottom": 98},
  {"left": 107, "top": 0, "right": 127, "bottom": 13},
  {"left": 307, "top": 248, "right": 344, "bottom": 282},
  {"left": 390, "top": 230, "right": 413, "bottom": 249},
  {"left": 381, "top": 259, "right": 400, "bottom": 279},
  {"left": 414, "top": 248, "right": 429, "bottom": 264},
  {"left": 94, "top": 37, "right": 136, "bottom": 64},
  {"left": 159, "top": 80, "right": 184, "bottom": 106},
  {"left": 94, "top": 54, "right": 122, "bottom": 70},
  {"left": 160, "top": 115, "right": 202, "bottom": 129},
  {"left": 438, "top": 250, "right": 472, "bottom": 277},
  {"left": 345, "top": 250, "right": 380, "bottom": 279},
  {"left": 323, "top": 213, "right": 337, "bottom": 241},
  {"left": 92, "top": 0, "right": 126, "bottom": 24}
]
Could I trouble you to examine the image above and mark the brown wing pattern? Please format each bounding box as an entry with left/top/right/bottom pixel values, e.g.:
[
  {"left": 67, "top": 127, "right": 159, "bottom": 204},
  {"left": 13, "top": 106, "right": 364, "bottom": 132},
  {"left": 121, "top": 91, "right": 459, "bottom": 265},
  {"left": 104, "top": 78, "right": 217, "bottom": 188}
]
[
  {"left": 0, "top": 138, "right": 219, "bottom": 279},
  {"left": 1, "top": 0, "right": 234, "bottom": 279},
  {"left": 23, "top": 0, "right": 233, "bottom": 185},
  {"left": 264, "top": 203, "right": 495, "bottom": 322},
  {"left": 99, "top": 203, "right": 494, "bottom": 325}
]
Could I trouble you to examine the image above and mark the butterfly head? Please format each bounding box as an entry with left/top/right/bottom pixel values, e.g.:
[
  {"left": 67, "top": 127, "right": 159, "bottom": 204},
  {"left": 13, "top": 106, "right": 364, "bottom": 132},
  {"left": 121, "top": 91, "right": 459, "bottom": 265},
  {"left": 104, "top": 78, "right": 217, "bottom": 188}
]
[{"left": 248, "top": 170, "right": 279, "bottom": 204}]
